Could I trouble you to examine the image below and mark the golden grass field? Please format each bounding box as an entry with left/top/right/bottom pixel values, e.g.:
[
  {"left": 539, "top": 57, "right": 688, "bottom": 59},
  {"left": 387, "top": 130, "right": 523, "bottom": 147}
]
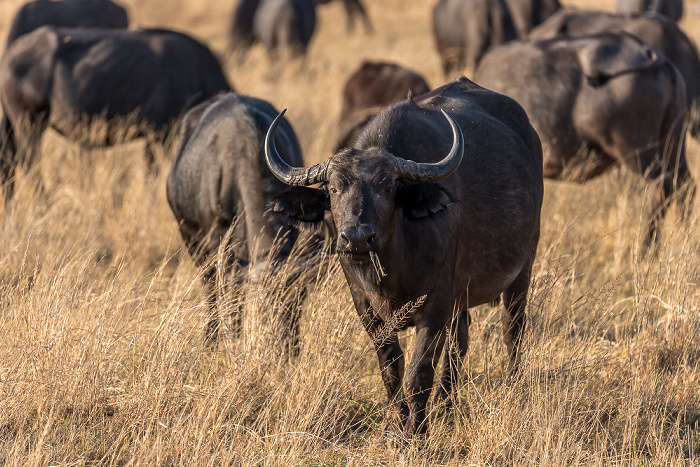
[{"left": 1, "top": 0, "right": 700, "bottom": 464}]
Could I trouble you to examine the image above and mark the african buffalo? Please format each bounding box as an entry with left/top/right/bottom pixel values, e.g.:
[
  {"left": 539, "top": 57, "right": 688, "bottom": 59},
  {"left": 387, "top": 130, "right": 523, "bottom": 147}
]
[
  {"left": 0, "top": 26, "right": 232, "bottom": 193},
  {"left": 336, "top": 61, "right": 430, "bottom": 151},
  {"left": 617, "top": 0, "right": 683, "bottom": 22},
  {"left": 475, "top": 32, "right": 692, "bottom": 245},
  {"left": 5, "top": 0, "right": 128, "bottom": 47},
  {"left": 167, "top": 92, "right": 309, "bottom": 348},
  {"left": 432, "top": 0, "right": 517, "bottom": 76},
  {"left": 230, "top": 0, "right": 316, "bottom": 60},
  {"left": 265, "top": 77, "right": 543, "bottom": 435},
  {"left": 313, "top": 0, "right": 372, "bottom": 33},
  {"left": 529, "top": 9, "right": 700, "bottom": 137},
  {"left": 504, "top": 0, "right": 561, "bottom": 38}
]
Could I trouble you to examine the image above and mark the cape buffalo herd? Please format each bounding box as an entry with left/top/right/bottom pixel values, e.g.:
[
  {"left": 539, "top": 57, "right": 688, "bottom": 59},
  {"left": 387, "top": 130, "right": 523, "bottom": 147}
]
[
  {"left": 265, "top": 77, "right": 543, "bottom": 435},
  {"left": 1, "top": 0, "right": 699, "bottom": 441},
  {"left": 0, "top": 26, "right": 231, "bottom": 193}
]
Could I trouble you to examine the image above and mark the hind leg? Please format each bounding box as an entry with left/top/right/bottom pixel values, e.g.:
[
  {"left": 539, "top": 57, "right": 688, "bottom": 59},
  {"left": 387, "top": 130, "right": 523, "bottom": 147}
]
[{"left": 502, "top": 263, "right": 533, "bottom": 374}]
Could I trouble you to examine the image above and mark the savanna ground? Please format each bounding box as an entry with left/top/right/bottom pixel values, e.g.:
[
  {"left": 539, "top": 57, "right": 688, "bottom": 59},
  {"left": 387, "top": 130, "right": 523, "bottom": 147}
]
[{"left": 0, "top": 0, "right": 700, "bottom": 464}]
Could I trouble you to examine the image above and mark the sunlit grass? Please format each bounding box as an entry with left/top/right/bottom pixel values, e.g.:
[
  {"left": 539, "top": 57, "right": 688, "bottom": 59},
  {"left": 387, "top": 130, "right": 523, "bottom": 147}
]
[{"left": 0, "top": 0, "right": 699, "bottom": 464}]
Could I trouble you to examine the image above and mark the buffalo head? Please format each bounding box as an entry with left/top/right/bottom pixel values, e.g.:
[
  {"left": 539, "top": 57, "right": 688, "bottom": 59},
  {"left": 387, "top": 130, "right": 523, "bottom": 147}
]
[{"left": 264, "top": 109, "right": 464, "bottom": 262}]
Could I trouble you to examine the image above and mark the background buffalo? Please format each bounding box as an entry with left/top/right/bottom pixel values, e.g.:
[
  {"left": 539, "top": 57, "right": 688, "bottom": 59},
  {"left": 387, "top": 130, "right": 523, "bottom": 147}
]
[
  {"left": 529, "top": 8, "right": 700, "bottom": 137},
  {"left": 4, "top": 0, "right": 129, "bottom": 47},
  {"left": 230, "top": 0, "right": 316, "bottom": 61},
  {"left": 432, "top": 0, "right": 517, "bottom": 76},
  {"left": 0, "top": 26, "right": 232, "bottom": 193},
  {"left": 336, "top": 60, "right": 430, "bottom": 151},
  {"left": 475, "top": 32, "right": 692, "bottom": 245},
  {"left": 167, "top": 93, "right": 312, "bottom": 349}
]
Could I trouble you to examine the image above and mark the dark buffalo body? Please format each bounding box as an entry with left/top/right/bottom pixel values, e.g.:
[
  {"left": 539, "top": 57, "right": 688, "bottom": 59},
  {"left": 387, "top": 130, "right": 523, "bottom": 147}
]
[
  {"left": 313, "top": 0, "right": 372, "bottom": 33},
  {"left": 266, "top": 77, "right": 543, "bottom": 435},
  {"left": 617, "top": 0, "right": 683, "bottom": 22},
  {"left": 5, "top": 0, "right": 129, "bottom": 47},
  {"left": 230, "top": 0, "right": 262, "bottom": 53},
  {"left": 0, "top": 26, "right": 232, "bottom": 187},
  {"left": 167, "top": 93, "right": 305, "bottom": 345},
  {"left": 504, "top": 0, "right": 561, "bottom": 38},
  {"left": 336, "top": 61, "right": 430, "bottom": 151},
  {"left": 339, "top": 61, "right": 430, "bottom": 122},
  {"left": 230, "top": 0, "right": 316, "bottom": 59},
  {"left": 529, "top": 9, "right": 700, "bottom": 136},
  {"left": 475, "top": 32, "right": 691, "bottom": 244},
  {"left": 432, "top": 0, "right": 517, "bottom": 76}
]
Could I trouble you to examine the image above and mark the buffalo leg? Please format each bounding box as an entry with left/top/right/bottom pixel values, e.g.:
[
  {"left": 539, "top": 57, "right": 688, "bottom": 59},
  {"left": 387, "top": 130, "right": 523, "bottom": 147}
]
[
  {"left": 344, "top": 0, "right": 373, "bottom": 33},
  {"left": 376, "top": 336, "right": 408, "bottom": 423},
  {"left": 202, "top": 265, "right": 221, "bottom": 348},
  {"left": 354, "top": 300, "right": 409, "bottom": 425},
  {"left": 646, "top": 165, "right": 694, "bottom": 248},
  {"left": 1, "top": 112, "right": 46, "bottom": 199},
  {"left": 0, "top": 113, "right": 17, "bottom": 199},
  {"left": 502, "top": 263, "right": 532, "bottom": 373},
  {"left": 403, "top": 319, "right": 447, "bottom": 435},
  {"left": 435, "top": 309, "right": 470, "bottom": 404}
]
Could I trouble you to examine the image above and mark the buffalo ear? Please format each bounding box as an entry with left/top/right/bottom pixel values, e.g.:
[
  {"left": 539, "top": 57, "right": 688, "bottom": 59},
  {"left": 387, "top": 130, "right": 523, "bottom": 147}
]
[
  {"left": 396, "top": 182, "right": 456, "bottom": 220},
  {"left": 265, "top": 186, "right": 329, "bottom": 229}
]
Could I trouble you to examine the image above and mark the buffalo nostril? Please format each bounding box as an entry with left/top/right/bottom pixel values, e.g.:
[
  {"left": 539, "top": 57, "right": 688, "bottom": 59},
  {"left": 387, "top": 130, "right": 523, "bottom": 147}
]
[{"left": 367, "top": 233, "right": 376, "bottom": 245}]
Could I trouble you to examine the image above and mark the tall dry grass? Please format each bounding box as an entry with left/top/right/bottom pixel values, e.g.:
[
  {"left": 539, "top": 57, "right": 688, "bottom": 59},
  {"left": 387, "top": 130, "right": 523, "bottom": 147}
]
[{"left": 0, "top": 0, "right": 700, "bottom": 465}]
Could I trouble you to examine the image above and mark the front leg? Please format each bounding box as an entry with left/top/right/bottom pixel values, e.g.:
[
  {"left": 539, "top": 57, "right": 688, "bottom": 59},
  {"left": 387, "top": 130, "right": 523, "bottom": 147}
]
[
  {"left": 403, "top": 317, "right": 448, "bottom": 436},
  {"left": 352, "top": 294, "right": 408, "bottom": 424},
  {"left": 435, "top": 308, "right": 470, "bottom": 404}
]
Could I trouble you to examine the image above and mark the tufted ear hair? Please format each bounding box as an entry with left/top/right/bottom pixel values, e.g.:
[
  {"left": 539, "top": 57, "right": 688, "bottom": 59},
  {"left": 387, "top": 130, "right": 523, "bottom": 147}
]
[
  {"left": 265, "top": 186, "right": 330, "bottom": 231},
  {"left": 395, "top": 181, "right": 457, "bottom": 220}
]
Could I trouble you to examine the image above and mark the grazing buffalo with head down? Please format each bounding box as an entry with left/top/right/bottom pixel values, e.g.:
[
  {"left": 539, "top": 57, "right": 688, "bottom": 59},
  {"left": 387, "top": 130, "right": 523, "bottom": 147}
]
[
  {"left": 475, "top": 32, "right": 692, "bottom": 245},
  {"left": 336, "top": 61, "right": 430, "bottom": 151},
  {"left": 432, "top": 0, "right": 517, "bottom": 76},
  {"left": 5, "top": 0, "right": 129, "bottom": 47},
  {"left": 529, "top": 9, "right": 700, "bottom": 137},
  {"left": 230, "top": 0, "right": 316, "bottom": 60},
  {"left": 0, "top": 26, "right": 232, "bottom": 192},
  {"left": 313, "top": 0, "right": 372, "bottom": 33},
  {"left": 265, "top": 77, "right": 543, "bottom": 435},
  {"left": 617, "top": 0, "right": 683, "bottom": 22},
  {"left": 167, "top": 93, "right": 307, "bottom": 347}
]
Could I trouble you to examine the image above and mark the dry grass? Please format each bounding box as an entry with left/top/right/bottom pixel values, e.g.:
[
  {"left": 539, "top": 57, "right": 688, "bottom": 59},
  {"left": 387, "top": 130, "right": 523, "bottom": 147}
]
[{"left": 1, "top": 0, "right": 700, "bottom": 465}]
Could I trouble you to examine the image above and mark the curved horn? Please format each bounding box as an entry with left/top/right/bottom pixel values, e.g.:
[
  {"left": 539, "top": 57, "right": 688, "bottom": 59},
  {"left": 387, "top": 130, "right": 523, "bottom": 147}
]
[
  {"left": 394, "top": 109, "right": 464, "bottom": 182},
  {"left": 265, "top": 109, "right": 330, "bottom": 186}
]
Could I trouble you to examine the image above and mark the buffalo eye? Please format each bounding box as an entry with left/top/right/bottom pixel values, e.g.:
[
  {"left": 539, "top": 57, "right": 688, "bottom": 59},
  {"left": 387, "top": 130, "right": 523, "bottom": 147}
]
[{"left": 329, "top": 186, "right": 338, "bottom": 194}]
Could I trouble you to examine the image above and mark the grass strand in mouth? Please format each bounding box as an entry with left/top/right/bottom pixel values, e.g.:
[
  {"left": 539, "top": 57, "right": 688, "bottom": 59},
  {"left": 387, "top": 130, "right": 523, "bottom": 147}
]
[{"left": 370, "top": 251, "right": 387, "bottom": 279}]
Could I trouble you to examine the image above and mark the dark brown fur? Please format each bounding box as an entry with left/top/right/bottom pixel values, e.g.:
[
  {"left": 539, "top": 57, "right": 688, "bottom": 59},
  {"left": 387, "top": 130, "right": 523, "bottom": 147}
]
[
  {"left": 268, "top": 77, "right": 543, "bottom": 436},
  {"left": 167, "top": 93, "right": 306, "bottom": 347},
  {"left": 336, "top": 61, "right": 430, "bottom": 151}
]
